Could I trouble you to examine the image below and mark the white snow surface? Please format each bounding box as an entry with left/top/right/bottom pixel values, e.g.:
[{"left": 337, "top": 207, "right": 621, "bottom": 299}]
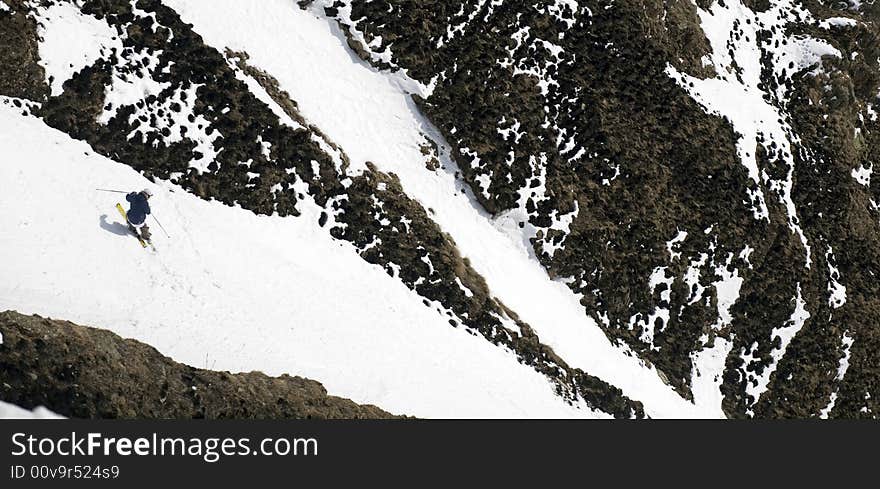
[
  {"left": 160, "top": 0, "right": 715, "bottom": 418},
  {"left": 852, "top": 163, "right": 872, "bottom": 187},
  {"left": 0, "top": 401, "right": 62, "bottom": 419},
  {"left": 33, "top": 2, "right": 122, "bottom": 97},
  {"left": 819, "top": 17, "right": 858, "bottom": 29},
  {"left": 0, "top": 104, "right": 604, "bottom": 419}
]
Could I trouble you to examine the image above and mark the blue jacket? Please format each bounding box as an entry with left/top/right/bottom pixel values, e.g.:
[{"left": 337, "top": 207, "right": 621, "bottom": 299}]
[{"left": 126, "top": 192, "right": 151, "bottom": 225}]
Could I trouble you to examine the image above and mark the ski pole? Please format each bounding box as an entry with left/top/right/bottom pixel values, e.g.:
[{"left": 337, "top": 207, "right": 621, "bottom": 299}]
[
  {"left": 96, "top": 188, "right": 128, "bottom": 194},
  {"left": 151, "top": 214, "right": 171, "bottom": 239}
]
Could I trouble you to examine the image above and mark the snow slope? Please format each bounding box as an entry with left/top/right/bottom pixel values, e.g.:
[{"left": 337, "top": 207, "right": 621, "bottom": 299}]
[
  {"left": 0, "top": 401, "right": 62, "bottom": 419},
  {"left": 0, "top": 100, "right": 602, "bottom": 419},
  {"left": 161, "top": 0, "right": 712, "bottom": 417}
]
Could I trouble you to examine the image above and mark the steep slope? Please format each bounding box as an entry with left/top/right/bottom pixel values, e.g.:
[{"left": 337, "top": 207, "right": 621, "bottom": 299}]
[
  {"left": 3, "top": 0, "right": 873, "bottom": 418},
  {"left": 0, "top": 311, "right": 396, "bottom": 419},
  {"left": 323, "top": 0, "right": 880, "bottom": 418},
  {"left": 0, "top": 0, "right": 679, "bottom": 418},
  {"left": 156, "top": 0, "right": 699, "bottom": 417},
  {"left": 0, "top": 98, "right": 630, "bottom": 418}
]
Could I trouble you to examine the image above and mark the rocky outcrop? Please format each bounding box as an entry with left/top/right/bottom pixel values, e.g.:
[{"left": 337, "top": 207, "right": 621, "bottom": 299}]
[
  {"left": 743, "top": 0, "right": 880, "bottom": 418},
  {"left": 0, "top": 311, "right": 396, "bottom": 419},
  {"left": 0, "top": 0, "right": 48, "bottom": 101}
]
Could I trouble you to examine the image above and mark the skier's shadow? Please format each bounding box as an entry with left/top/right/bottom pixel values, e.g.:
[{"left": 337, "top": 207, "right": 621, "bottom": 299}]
[{"left": 99, "top": 214, "right": 130, "bottom": 236}]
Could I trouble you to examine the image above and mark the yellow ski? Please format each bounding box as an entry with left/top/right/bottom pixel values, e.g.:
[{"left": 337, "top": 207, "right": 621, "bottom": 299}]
[{"left": 116, "top": 203, "right": 148, "bottom": 248}]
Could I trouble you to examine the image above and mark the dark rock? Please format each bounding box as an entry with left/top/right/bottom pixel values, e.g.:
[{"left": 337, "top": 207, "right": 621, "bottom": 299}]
[{"left": 0, "top": 311, "right": 399, "bottom": 419}]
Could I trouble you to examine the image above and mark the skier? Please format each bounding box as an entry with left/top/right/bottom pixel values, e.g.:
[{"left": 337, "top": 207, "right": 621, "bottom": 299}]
[{"left": 125, "top": 189, "right": 153, "bottom": 241}]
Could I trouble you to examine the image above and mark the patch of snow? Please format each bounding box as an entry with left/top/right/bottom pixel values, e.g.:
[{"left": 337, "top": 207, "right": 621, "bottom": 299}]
[
  {"left": 739, "top": 245, "right": 754, "bottom": 269},
  {"left": 436, "top": 0, "right": 497, "bottom": 48},
  {"left": 818, "top": 17, "right": 858, "bottom": 29},
  {"left": 629, "top": 267, "right": 674, "bottom": 348},
  {"left": 227, "top": 60, "right": 305, "bottom": 132},
  {"left": 497, "top": 116, "right": 524, "bottom": 144},
  {"left": 714, "top": 259, "right": 744, "bottom": 327},
  {"left": 773, "top": 35, "right": 841, "bottom": 85},
  {"left": 690, "top": 255, "right": 745, "bottom": 417},
  {"left": 0, "top": 401, "right": 63, "bottom": 419},
  {"left": 852, "top": 163, "right": 872, "bottom": 187},
  {"left": 666, "top": 230, "right": 688, "bottom": 261},
  {"left": 113, "top": 79, "right": 220, "bottom": 173},
  {"left": 33, "top": 2, "right": 122, "bottom": 97},
  {"left": 820, "top": 331, "right": 855, "bottom": 418},
  {"left": 98, "top": 49, "right": 168, "bottom": 124},
  {"left": 455, "top": 277, "right": 475, "bottom": 298},
  {"left": 460, "top": 147, "right": 493, "bottom": 200},
  {"left": 684, "top": 254, "right": 709, "bottom": 305},
  {"left": 690, "top": 337, "right": 733, "bottom": 418},
  {"left": 541, "top": 201, "right": 579, "bottom": 258},
  {"left": 502, "top": 32, "right": 566, "bottom": 97},
  {"left": 826, "top": 247, "right": 847, "bottom": 309},
  {"left": 847, "top": 1, "right": 864, "bottom": 12}
]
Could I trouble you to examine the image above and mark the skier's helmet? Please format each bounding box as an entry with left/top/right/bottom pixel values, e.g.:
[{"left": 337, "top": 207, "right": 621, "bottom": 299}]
[{"left": 141, "top": 188, "right": 153, "bottom": 198}]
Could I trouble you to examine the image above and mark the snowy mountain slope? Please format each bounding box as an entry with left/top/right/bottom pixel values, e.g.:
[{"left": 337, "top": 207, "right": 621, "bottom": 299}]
[
  {"left": 164, "top": 0, "right": 708, "bottom": 417},
  {"left": 324, "top": 0, "right": 880, "bottom": 417},
  {"left": 0, "top": 0, "right": 876, "bottom": 418},
  {"left": 0, "top": 99, "right": 601, "bottom": 418},
  {"left": 0, "top": 0, "right": 664, "bottom": 418}
]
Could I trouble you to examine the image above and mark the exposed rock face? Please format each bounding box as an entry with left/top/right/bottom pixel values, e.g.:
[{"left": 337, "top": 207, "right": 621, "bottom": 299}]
[
  {"left": 0, "top": 311, "right": 396, "bottom": 419},
  {"left": 325, "top": 0, "right": 880, "bottom": 417},
  {"left": 0, "top": 0, "right": 48, "bottom": 101},
  {"left": 759, "top": 0, "right": 880, "bottom": 419}
]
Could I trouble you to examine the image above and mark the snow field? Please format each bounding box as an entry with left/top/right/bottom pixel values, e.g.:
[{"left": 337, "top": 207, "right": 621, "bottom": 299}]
[
  {"left": 162, "top": 0, "right": 715, "bottom": 417},
  {"left": 0, "top": 102, "right": 602, "bottom": 418}
]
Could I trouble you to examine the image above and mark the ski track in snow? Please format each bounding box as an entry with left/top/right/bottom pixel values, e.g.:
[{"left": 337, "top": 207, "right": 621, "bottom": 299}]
[
  {"left": 161, "top": 0, "right": 714, "bottom": 417},
  {"left": 0, "top": 103, "right": 607, "bottom": 419}
]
